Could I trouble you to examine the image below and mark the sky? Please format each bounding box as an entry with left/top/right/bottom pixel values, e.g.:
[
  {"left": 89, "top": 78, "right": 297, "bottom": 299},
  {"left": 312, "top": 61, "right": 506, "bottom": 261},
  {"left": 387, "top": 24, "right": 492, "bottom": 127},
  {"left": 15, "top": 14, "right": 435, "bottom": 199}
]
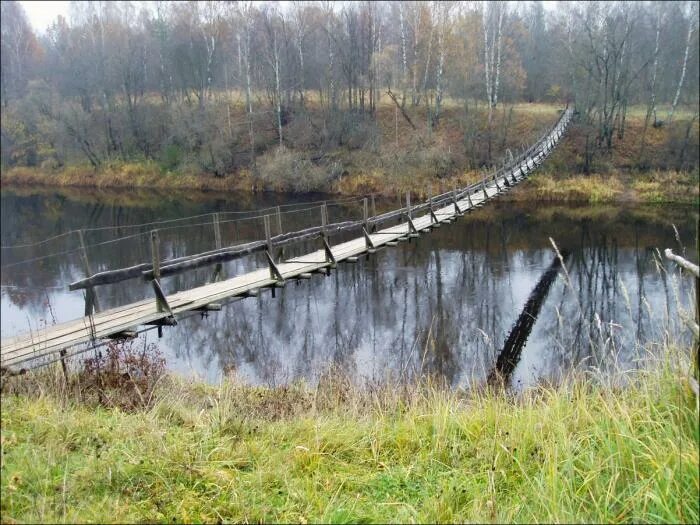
[
  {"left": 19, "top": 1, "right": 71, "bottom": 33},
  {"left": 19, "top": 0, "right": 563, "bottom": 35}
]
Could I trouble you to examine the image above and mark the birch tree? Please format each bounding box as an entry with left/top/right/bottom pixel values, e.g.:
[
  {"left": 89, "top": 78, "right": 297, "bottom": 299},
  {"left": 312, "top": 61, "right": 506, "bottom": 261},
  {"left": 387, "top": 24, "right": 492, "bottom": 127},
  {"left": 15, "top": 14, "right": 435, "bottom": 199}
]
[
  {"left": 667, "top": 1, "right": 697, "bottom": 123},
  {"left": 262, "top": 8, "right": 284, "bottom": 147},
  {"left": 641, "top": 4, "right": 663, "bottom": 153},
  {"left": 237, "top": 2, "right": 256, "bottom": 171},
  {"left": 292, "top": 2, "right": 307, "bottom": 108},
  {"left": 482, "top": 1, "right": 505, "bottom": 124},
  {"left": 434, "top": 1, "right": 452, "bottom": 124},
  {"left": 398, "top": 2, "right": 408, "bottom": 106},
  {"left": 419, "top": 8, "right": 434, "bottom": 108},
  {"left": 410, "top": 2, "right": 421, "bottom": 106}
]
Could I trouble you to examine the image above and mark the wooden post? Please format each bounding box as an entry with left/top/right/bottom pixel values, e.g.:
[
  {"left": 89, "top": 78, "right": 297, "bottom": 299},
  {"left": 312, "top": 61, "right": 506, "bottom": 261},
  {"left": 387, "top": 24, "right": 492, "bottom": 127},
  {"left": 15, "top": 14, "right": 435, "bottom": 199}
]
[
  {"left": 59, "top": 349, "right": 69, "bottom": 383},
  {"left": 78, "top": 229, "right": 100, "bottom": 315},
  {"left": 452, "top": 187, "right": 462, "bottom": 215},
  {"left": 264, "top": 215, "right": 281, "bottom": 296},
  {"left": 363, "top": 197, "right": 368, "bottom": 229},
  {"left": 150, "top": 229, "right": 174, "bottom": 319},
  {"left": 321, "top": 203, "right": 328, "bottom": 232},
  {"left": 275, "top": 206, "right": 285, "bottom": 261},
  {"left": 276, "top": 206, "right": 283, "bottom": 235},
  {"left": 428, "top": 187, "right": 434, "bottom": 224},
  {"left": 263, "top": 214, "right": 272, "bottom": 253},
  {"left": 371, "top": 194, "right": 377, "bottom": 218},
  {"left": 151, "top": 230, "right": 161, "bottom": 282},
  {"left": 211, "top": 213, "right": 224, "bottom": 282},
  {"left": 406, "top": 192, "right": 418, "bottom": 237},
  {"left": 320, "top": 203, "right": 334, "bottom": 274},
  {"left": 213, "top": 213, "right": 222, "bottom": 249}
]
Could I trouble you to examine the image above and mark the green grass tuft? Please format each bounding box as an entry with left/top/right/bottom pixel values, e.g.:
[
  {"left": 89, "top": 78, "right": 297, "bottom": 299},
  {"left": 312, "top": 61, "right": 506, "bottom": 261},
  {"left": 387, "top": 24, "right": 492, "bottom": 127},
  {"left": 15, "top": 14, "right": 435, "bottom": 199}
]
[{"left": 1, "top": 350, "right": 698, "bottom": 524}]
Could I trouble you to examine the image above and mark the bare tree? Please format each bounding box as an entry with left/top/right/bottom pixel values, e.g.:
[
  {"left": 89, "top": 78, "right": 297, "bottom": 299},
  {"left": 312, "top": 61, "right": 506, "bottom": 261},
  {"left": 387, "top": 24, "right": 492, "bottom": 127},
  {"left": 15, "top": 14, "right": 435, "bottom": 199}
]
[
  {"left": 434, "top": 1, "right": 452, "bottom": 124},
  {"left": 398, "top": 2, "right": 408, "bottom": 106},
  {"left": 262, "top": 7, "right": 284, "bottom": 147},
  {"left": 292, "top": 2, "right": 307, "bottom": 109},
  {"left": 483, "top": 1, "right": 505, "bottom": 124},
  {"left": 668, "top": 1, "right": 697, "bottom": 123}
]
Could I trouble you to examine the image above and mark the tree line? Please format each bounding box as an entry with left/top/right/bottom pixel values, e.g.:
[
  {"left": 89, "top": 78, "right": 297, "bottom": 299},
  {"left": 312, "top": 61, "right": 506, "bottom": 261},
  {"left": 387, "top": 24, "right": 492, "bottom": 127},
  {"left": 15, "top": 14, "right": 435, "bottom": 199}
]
[{"left": 1, "top": 0, "right": 698, "bottom": 180}]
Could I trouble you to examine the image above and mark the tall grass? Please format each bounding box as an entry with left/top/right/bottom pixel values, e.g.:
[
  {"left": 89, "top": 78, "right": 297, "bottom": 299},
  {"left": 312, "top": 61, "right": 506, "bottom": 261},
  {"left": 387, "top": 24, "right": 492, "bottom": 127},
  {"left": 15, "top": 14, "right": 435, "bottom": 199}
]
[{"left": 1, "top": 345, "right": 698, "bottom": 524}]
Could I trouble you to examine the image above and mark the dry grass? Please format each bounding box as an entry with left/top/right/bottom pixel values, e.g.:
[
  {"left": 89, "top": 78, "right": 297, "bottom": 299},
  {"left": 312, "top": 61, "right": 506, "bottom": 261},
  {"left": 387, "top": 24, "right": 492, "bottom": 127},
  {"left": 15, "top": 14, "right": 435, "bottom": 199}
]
[
  {"left": 1, "top": 345, "right": 698, "bottom": 524},
  {"left": 512, "top": 169, "right": 699, "bottom": 204}
]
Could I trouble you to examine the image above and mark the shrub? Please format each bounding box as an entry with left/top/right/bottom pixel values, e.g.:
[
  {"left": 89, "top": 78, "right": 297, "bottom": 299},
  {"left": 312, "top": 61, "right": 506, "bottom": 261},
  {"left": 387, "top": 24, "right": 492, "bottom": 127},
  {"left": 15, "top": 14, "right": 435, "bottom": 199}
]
[
  {"left": 79, "top": 340, "right": 165, "bottom": 410},
  {"left": 257, "top": 147, "right": 328, "bottom": 192}
]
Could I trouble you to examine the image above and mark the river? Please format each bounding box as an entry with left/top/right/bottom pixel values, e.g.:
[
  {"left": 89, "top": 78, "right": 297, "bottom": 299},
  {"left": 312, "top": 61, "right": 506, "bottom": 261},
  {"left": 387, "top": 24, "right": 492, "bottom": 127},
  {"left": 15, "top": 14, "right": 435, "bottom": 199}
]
[{"left": 1, "top": 186, "right": 696, "bottom": 389}]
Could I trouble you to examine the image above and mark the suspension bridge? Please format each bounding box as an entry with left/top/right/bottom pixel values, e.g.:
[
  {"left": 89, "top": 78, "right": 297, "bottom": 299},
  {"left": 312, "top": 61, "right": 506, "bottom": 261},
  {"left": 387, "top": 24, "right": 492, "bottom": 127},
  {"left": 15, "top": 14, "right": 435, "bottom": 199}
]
[{"left": 0, "top": 107, "right": 574, "bottom": 374}]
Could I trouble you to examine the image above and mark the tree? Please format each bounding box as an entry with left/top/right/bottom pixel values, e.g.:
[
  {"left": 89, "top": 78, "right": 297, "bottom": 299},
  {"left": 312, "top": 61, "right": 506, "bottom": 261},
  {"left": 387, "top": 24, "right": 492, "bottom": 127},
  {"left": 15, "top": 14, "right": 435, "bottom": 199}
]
[{"left": 668, "top": 1, "right": 697, "bottom": 123}]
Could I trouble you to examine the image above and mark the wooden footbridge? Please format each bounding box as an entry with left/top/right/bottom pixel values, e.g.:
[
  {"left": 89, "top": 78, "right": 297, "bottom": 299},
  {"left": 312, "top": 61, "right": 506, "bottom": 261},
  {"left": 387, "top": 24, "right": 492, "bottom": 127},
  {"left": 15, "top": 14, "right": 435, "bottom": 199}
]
[{"left": 1, "top": 107, "right": 573, "bottom": 374}]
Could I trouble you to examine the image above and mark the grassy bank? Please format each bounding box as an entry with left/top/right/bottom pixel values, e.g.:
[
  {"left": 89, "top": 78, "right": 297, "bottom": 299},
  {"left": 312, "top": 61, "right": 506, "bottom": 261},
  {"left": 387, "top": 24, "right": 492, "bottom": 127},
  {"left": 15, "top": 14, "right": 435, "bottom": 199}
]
[
  {"left": 2, "top": 102, "right": 697, "bottom": 203},
  {"left": 3, "top": 163, "right": 697, "bottom": 205},
  {"left": 1, "top": 353, "right": 698, "bottom": 523},
  {"left": 507, "top": 169, "right": 700, "bottom": 204}
]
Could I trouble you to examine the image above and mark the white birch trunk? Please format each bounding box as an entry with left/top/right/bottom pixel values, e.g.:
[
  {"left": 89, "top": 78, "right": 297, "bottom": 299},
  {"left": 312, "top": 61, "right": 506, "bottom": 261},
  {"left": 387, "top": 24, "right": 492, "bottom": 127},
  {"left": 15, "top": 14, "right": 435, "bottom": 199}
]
[
  {"left": 483, "top": 2, "right": 492, "bottom": 122},
  {"left": 274, "top": 33, "right": 283, "bottom": 147},
  {"left": 649, "top": 11, "right": 661, "bottom": 124},
  {"left": 245, "top": 26, "right": 252, "bottom": 114},
  {"left": 435, "top": 4, "right": 446, "bottom": 120},
  {"left": 421, "top": 20, "right": 435, "bottom": 103},
  {"left": 399, "top": 3, "right": 407, "bottom": 79},
  {"left": 668, "top": 5, "right": 695, "bottom": 123},
  {"left": 297, "top": 28, "right": 305, "bottom": 107},
  {"left": 243, "top": 17, "right": 255, "bottom": 171},
  {"left": 327, "top": 8, "right": 335, "bottom": 110},
  {"left": 412, "top": 5, "right": 421, "bottom": 105},
  {"left": 237, "top": 33, "right": 243, "bottom": 81},
  {"left": 492, "top": 3, "right": 504, "bottom": 108}
]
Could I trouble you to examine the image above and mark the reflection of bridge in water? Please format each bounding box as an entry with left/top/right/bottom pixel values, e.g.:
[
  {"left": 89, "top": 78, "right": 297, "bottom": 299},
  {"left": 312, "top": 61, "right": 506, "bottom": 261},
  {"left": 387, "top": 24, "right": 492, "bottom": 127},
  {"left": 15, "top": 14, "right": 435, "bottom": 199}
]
[{"left": 1, "top": 108, "right": 574, "bottom": 374}]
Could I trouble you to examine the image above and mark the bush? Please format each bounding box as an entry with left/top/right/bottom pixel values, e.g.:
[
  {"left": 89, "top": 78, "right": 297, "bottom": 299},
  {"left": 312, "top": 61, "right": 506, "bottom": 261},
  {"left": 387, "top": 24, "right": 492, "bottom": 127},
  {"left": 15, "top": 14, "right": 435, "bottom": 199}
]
[
  {"left": 257, "top": 147, "right": 328, "bottom": 192},
  {"left": 79, "top": 340, "right": 165, "bottom": 410}
]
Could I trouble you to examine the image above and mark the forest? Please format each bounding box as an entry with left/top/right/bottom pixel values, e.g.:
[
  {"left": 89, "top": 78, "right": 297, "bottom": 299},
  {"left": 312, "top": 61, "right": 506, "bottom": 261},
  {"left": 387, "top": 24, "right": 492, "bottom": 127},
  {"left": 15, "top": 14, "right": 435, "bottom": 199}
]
[{"left": 1, "top": 0, "right": 698, "bottom": 193}]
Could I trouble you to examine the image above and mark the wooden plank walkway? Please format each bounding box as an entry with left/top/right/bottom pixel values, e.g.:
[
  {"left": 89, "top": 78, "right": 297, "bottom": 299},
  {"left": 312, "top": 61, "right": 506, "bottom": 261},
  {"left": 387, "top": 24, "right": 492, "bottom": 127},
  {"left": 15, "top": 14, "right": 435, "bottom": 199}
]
[{"left": 1, "top": 108, "right": 572, "bottom": 372}]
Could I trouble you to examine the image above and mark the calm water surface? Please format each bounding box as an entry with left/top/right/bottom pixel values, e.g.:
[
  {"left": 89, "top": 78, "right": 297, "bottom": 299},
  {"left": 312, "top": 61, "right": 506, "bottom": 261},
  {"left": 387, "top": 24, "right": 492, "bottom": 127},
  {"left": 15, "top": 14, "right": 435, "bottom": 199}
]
[{"left": 1, "top": 186, "right": 696, "bottom": 389}]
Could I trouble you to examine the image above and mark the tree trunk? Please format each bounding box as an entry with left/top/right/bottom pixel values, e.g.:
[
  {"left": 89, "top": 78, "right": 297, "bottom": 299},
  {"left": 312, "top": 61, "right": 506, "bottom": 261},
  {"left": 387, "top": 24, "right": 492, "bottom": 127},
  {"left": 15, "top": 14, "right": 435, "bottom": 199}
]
[
  {"left": 492, "top": 4, "right": 504, "bottom": 108},
  {"left": 274, "top": 34, "right": 283, "bottom": 148},
  {"left": 399, "top": 2, "right": 408, "bottom": 106},
  {"left": 435, "top": 6, "right": 445, "bottom": 124},
  {"left": 668, "top": 7, "right": 694, "bottom": 123}
]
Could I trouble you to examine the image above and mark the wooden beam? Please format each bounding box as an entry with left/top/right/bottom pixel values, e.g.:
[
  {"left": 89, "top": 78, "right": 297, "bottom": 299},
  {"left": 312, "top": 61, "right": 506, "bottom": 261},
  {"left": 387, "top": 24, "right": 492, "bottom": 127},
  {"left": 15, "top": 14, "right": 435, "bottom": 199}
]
[
  {"left": 664, "top": 249, "right": 700, "bottom": 277},
  {"left": 386, "top": 88, "right": 416, "bottom": 130}
]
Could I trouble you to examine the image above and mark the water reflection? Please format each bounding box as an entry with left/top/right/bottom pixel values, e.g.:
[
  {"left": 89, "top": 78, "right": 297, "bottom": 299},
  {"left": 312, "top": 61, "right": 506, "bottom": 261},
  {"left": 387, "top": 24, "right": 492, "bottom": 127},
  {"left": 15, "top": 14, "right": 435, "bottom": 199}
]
[{"left": 1, "top": 187, "right": 697, "bottom": 388}]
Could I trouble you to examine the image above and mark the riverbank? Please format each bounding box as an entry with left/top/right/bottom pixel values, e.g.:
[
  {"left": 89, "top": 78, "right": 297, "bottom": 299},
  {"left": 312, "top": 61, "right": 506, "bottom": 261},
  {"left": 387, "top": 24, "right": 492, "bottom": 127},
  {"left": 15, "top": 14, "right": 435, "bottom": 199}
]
[
  {"left": 2, "top": 165, "right": 698, "bottom": 205},
  {"left": 1, "top": 349, "right": 698, "bottom": 523},
  {"left": 2, "top": 103, "right": 697, "bottom": 204}
]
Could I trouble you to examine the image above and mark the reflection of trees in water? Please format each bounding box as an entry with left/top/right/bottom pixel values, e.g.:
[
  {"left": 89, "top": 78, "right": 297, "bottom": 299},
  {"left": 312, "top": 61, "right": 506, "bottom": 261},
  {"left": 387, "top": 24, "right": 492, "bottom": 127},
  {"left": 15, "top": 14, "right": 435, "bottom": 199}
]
[
  {"left": 518, "top": 227, "right": 693, "bottom": 388},
  {"left": 88, "top": 209, "right": 696, "bottom": 388},
  {"left": 3, "top": 191, "right": 697, "bottom": 387},
  {"left": 159, "top": 222, "right": 520, "bottom": 387}
]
